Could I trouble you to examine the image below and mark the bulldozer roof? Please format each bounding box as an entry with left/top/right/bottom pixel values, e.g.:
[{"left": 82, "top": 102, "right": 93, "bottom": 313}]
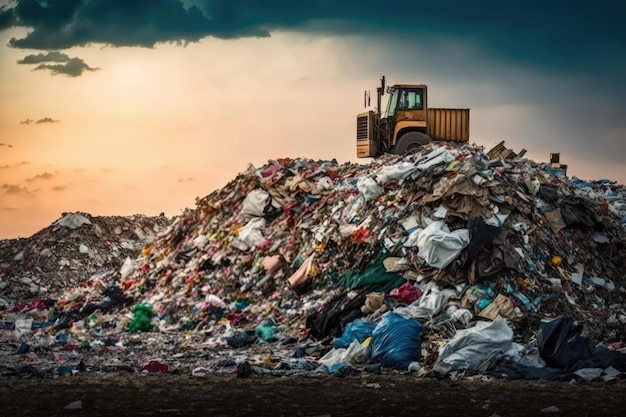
[{"left": 390, "top": 83, "right": 427, "bottom": 90}]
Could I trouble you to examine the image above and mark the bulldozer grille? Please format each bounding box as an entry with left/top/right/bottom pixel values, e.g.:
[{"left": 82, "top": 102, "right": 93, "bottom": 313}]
[{"left": 356, "top": 115, "right": 370, "bottom": 141}]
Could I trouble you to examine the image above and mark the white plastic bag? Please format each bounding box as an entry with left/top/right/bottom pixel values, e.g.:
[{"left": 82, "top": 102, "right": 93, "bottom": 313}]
[
  {"left": 231, "top": 218, "right": 267, "bottom": 251},
  {"left": 318, "top": 339, "right": 370, "bottom": 367},
  {"left": 416, "top": 221, "right": 470, "bottom": 269},
  {"left": 356, "top": 177, "right": 382, "bottom": 201},
  {"left": 433, "top": 316, "right": 514, "bottom": 375},
  {"left": 241, "top": 189, "right": 281, "bottom": 219}
]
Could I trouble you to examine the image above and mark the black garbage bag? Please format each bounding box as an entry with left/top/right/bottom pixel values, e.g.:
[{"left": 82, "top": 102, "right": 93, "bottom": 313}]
[
  {"left": 537, "top": 186, "right": 559, "bottom": 204},
  {"left": 464, "top": 217, "right": 501, "bottom": 266},
  {"left": 558, "top": 196, "right": 599, "bottom": 228},
  {"left": 306, "top": 288, "right": 369, "bottom": 341},
  {"left": 574, "top": 346, "right": 626, "bottom": 372},
  {"left": 537, "top": 315, "right": 592, "bottom": 370},
  {"left": 226, "top": 331, "right": 257, "bottom": 348}
]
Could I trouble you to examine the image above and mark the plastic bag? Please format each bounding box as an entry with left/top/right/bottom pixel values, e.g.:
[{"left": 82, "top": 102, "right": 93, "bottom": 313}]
[
  {"left": 254, "top": 319, "right": 278, "bottom": 342},
  {"left": 319, "top": 339, "right": 370, "bottom": 367},
  {"left": 231, "top": 217, "right": 267, "bottom": 251},
  {"left": 374, "top": 162, "right": 419, "bottom": 185},
  {"left": 433, "top": 316, "right": 514, "bottom": 375},
  {"left": 356, "top": 176, "right": 382, "bottom": 201},
  {"left": 332, "top": 319, "right": 375, "bottom": 349},
  {"left": 371, "top": 312, "right": 423, "bottom": 369},
  {"left": 128, "top": 303, "right": 154, "bottom": 333},
  {"left": 537, "top": 315, "right": 592, "bottom": 369},
  {"left": 415, "top": 221, "right": 470, "bottom": 269}
]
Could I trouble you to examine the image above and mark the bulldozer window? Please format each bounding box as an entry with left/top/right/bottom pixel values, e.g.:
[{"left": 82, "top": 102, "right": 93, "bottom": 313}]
[
  {"left": 397, "top": 89, "right": 423, "bottom": 111},
  {"left": 385, "top": 89, "right": 399, "bottom": 117}
]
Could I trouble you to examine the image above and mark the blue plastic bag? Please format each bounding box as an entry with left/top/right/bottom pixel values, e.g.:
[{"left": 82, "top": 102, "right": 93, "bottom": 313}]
[
  {"left": 371, "top": 312, "right": 423, "bottom": 369},
  {"left": 332, "top": 319, "right": 375, "bottom": 349}
]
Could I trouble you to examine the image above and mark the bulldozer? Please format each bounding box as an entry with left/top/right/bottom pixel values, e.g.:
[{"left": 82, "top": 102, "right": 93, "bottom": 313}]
[{"left": 356, "top": 76, "right": 470, "bottom": 158}]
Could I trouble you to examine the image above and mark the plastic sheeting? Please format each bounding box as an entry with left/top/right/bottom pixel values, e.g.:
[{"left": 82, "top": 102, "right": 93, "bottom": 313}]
[
  {"left": 374, "top": 162, "right": 420, "bottom": 185},
  {"left": 415, "top": 147, "right": 455, "bottom": 171},
  {"left": 318, "top": 339, "right": 370, "bottom": 367},
  {"left": 339, "top": 253, "right": 405, "bottom": 292},
  {"left": 433, "top": 316, "right": 514, "bottom": 375},
  {"left": 415, "top": 221, "right": 470, "bottom": 269},
  {"left": 394, "top": 282, "right": 457, "bottom": 320},
  {"left": 356, "top": 176, "right": 383, "bottom": 201},
  {"left": 371, "top": 312, "right": 423, "bottom": 370},
  {"left": 231, "top": 217, "right": 267, "bottom": 251}
]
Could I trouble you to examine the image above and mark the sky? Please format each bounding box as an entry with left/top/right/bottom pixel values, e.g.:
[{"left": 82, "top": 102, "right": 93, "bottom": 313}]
[{"left": 0, "top": 0, "right": 625, "bottom": 239}]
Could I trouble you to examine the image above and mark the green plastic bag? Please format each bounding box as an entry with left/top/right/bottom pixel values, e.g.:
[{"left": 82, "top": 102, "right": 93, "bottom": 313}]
[{"left": 128, "top": 303, "right": 154, "bottom": 333}]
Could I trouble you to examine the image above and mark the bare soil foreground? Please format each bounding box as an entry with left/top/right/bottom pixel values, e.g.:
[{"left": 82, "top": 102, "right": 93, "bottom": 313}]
[{"left": 1, "top": 374, "right": 624, "bottom": 417}]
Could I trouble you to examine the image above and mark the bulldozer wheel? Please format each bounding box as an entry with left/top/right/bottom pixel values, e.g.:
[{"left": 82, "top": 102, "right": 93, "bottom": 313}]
[{"left": 392, "top": 132, "right": 432, "bottom": 155}]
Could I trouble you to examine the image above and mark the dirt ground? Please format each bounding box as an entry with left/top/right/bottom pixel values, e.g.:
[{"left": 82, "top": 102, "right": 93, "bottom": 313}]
[{"left": 1, "top": 373, "right": 624, "bottom": 417}]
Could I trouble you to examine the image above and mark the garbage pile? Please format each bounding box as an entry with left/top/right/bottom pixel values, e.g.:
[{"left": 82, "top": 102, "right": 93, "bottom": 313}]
[
  {"left": 1, "top": 142, "right": 626, "bottom": 381},
  {"left": 0, "top": 212, "right": 170, "bottom": 302}
]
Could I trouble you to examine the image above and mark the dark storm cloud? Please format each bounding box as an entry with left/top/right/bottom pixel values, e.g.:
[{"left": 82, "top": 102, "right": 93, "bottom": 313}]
[
  {"left": 1, "top": 1, "right": 624, "bottom": 176},
  {"left": 17, "top": 50, "right": 70, "bottom": 64},
  {"left": 34, "top": 57, "right": 99, "bottom": 77},
  {"left": 17, "top": 50, "right": 98, "bottom": 77},
  {"left": 0, "top": 1, "right": 622, "bottom": 71}
]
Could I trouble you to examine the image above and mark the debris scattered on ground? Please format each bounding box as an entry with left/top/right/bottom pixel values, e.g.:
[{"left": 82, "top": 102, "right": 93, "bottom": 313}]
[{"left": 0, "top": 212, "right": 170, "bottom": 302}]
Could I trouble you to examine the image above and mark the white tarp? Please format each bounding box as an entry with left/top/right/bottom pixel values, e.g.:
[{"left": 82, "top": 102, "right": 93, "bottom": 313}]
[{"left": 433, "top": 316, "right": 515, "bottom": 375}]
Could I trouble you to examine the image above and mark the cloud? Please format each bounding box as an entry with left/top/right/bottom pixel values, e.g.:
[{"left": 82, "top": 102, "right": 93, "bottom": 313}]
[
  {"left": 0, "top": 3, "right": 16, "bottom": 29},
  {"left": 20, "top": 117, "right": 59, "bottom": 125},
  {"left": 0, "top": 1, "right": 622, "bottom": 70},
  {"left": 1, "top": 183, "right": 32, "bottom": 195},
  {"left": 26, "top": 171, "right": 56, "bottom": 182},
  {"left": 51, "top": 184, "right": 68, "bottom": 191},
  {"left": 35, "top": 117, "right": 59, "bottom": 124},
  {"left": 0, "top": 143, "right": 13, "bottom": 148},
  {"left": 0, "top": 1, "right": 624, "bottom": 175},
  {"left": 16, "top": 50, "right": 98, "bottom": 77},
  {"left": 34, "top": 57, "right": 99, "bottom": 77},
  {"left": 0, "top": 161, "right": 30, "bottom": 169},
  {"left": 17, "top": 50, "right": 70, "bottom": 64}
]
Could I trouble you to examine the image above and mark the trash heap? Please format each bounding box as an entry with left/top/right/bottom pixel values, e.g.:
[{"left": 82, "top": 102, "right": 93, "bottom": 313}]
[
  {"left": 0, "top": 212, "right": 170, "bottom": 302},
  {"left": 2, "top": 142, "right": 626, "bottom": 381}
]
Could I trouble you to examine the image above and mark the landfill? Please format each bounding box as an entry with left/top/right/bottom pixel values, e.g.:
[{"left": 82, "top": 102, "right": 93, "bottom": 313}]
[{"left": 1, "top": 142, "right": 626, "bottom": 382}]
